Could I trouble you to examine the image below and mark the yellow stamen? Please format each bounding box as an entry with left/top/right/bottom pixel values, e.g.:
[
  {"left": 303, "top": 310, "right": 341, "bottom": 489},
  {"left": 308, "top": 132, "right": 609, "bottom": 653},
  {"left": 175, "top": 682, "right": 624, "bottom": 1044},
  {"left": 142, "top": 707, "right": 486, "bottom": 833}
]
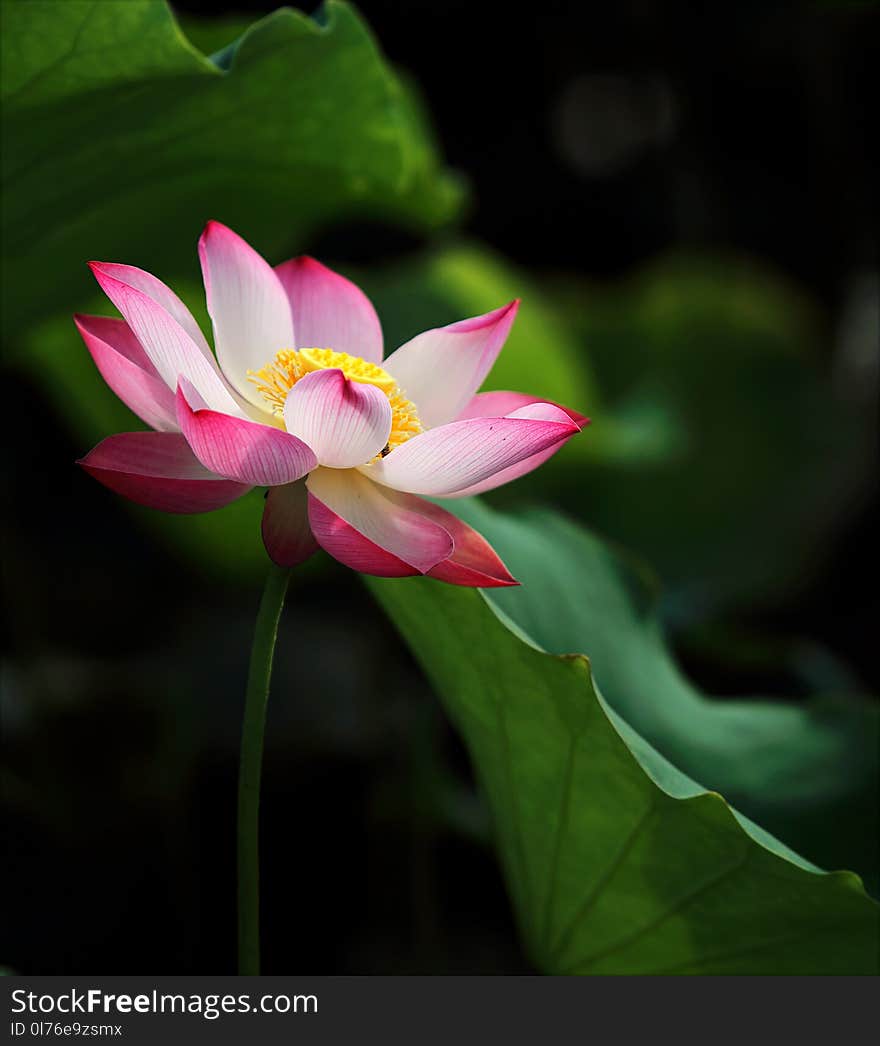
[
  {"left": 299, "top": 348, "right": 397, "bottom": 393},
  {"left": 246, "top": 349, "right": 305, "bottom": 417},
  {"left": 247, "top": 348, "right": 423, "bottom": 455}
]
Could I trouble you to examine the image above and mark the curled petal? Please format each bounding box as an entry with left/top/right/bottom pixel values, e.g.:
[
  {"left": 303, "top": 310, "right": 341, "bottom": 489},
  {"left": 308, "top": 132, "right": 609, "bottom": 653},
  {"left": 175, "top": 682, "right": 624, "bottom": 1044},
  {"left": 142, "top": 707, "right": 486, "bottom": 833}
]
[
  {"left": 75, "top": 315, "right": 178, "bottom": 432},
  {"left": 383, "top": 301, "right": 519, "bottom": 428},
  {"left": 199, "top": 220, "right": 294, "bottom": 404},
  {"left": 307, "top": 468, "right": 453, "bottom": 574},
  {"left": 448, "top": 395, "right": 589, "bottom": 495},
  {"left": 78, "top": 432, "right": 251, "bottom": 513},
  {"left": 283, "top": 369, "right": 391, "bottom": 469},
  {"left": 261, "top": 480, "right": 319, "bottom": 568},
  {"left": 363, "top": 411, "right": 579, "bottom": 497},
  {"left": 176, "top": 381, "right": 317, "bottom": 487},
  {"left": 89, "top": 262, "right": 241, "bottom": 415},
  {"left": 275, "top": 256, "right": 383, "bottom": 363}
]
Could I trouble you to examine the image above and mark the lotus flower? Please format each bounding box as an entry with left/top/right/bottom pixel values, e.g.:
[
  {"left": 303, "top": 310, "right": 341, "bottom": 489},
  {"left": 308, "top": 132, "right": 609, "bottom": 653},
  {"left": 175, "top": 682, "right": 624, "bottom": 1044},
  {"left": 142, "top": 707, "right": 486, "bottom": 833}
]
[{"left": 77, "top": 222, "right": 587, "bottom": 586}]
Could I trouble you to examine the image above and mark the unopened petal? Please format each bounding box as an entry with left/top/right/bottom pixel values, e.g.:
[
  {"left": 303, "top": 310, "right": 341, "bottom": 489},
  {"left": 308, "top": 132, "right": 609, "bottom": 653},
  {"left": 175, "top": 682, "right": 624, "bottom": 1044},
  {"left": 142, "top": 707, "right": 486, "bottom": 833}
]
[{"left": 283, "top": 368, "right": 391, "bottom": 469}]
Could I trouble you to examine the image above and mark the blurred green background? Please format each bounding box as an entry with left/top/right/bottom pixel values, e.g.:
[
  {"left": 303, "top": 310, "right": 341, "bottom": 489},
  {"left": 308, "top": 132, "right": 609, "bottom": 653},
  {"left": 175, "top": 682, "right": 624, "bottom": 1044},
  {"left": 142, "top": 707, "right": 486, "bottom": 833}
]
[{"left": 2, "top": 0, "right": 877, "bottom": 972}]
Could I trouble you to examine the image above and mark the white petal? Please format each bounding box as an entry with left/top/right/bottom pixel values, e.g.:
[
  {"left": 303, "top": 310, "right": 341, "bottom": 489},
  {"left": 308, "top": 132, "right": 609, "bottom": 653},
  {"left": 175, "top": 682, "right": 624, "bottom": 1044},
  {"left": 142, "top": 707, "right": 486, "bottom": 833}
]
[{"left": 199, "top": 221, "right": 295, "bottom": 406}]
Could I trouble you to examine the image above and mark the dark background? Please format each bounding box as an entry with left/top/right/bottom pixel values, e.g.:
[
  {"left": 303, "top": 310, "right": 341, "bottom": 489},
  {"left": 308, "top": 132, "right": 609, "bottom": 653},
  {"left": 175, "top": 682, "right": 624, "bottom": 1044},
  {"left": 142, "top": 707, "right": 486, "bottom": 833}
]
[{"left": 3, "top": 0, "right": 878, "bottom": 974}]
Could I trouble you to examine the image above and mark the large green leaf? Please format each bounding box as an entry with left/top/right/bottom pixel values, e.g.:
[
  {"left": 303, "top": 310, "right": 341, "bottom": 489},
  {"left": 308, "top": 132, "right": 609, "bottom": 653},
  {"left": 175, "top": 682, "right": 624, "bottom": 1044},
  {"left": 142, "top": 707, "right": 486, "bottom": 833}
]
[
  {"left": 173, "top": 13, "right": 255, "bottom": 59},
  {"left": 454, "top": 500, "right": 880, "bottom": 887},
  {"left": 1, "top": 0, "right": 464, "bottom": 340},
  {"left": 366, "top": 508, "right": 879, "bottom": 973}
]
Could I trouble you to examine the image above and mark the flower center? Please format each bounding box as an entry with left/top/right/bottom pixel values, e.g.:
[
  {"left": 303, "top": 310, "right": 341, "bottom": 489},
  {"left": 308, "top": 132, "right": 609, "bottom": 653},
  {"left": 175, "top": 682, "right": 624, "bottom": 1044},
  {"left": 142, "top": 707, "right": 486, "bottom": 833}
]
[{"left": 247, "top": 348, "right": 423, "bottom": 455}]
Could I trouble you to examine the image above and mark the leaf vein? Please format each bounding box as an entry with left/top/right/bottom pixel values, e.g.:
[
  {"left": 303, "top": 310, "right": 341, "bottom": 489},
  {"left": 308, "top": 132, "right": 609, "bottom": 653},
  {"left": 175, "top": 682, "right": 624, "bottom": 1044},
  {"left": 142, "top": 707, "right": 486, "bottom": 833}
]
[
  {"left": 649, "top": 921, "right": 865, "bottom": 975},
  {"left": 548, "top": 797, "right": 657, "bottom": 966},
  {"left": 539, "top": 733, "right": 578, "bottom": 953},
  {"left": 561, "top": 845, "right": 752, "bottom": 973},
  {"left": 496, "top": 696, "right": 537, "bottom": 950}
]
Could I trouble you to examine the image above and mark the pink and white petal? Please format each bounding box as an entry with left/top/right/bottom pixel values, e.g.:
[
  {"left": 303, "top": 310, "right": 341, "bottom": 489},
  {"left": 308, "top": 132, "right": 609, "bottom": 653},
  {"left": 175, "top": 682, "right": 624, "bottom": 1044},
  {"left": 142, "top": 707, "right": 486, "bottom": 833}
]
[
  {"left": 87, "top": 263, "right": 213, "bottom": 357},
  {"left": 275, "top": 256, "right": 383, "bottom": 363},
  {"left": 306, "top": 467, "right": 453, "bottom": 574},
  {"left": 307, "top": 496, "right": 419, "bottom": 578},
  {"left": 75, "top": 315, "right": 178, "bottom": 432},
  {"left": 78, "top": 432, "right": 251, "bottom": 513},
  {"left": 382, "top": 301, "right": 519, "bottom": 428},
  {"left": 176, "top": 382, "right": 316, "bottom": 487},
  {"left": 307, "top": 481, "right": 516, "bottom": 586},
  {"left": 261, "top": 480, "right": 319, "bottom": 567},
  {"left": 363, "top": 411, "right": 579, "bottom": 496},
  {"left": 447, "top": 397, "right": 589, "bottom": 496},
  {"left": 283, "top": 368, "right": 391, "bottom": 469},
  {"left": 90, "top": 262, "right": 242, "bottom": 415},
  {"left": 198, "top": 221, "right": 294, "bottom": 404},
  {"left": 414, "top": 501, "right": 518, "bottom": 587},
  {"left": 457, "top": 390, "right": 590, "bottom": 428}
]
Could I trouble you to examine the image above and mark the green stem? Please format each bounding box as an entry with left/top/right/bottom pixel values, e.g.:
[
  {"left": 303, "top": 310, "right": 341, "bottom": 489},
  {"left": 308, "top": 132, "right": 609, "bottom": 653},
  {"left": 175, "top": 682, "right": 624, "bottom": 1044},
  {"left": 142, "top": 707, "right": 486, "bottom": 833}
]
[{"left": 238, "top": 563, "right": 290, "bottom": 976}]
